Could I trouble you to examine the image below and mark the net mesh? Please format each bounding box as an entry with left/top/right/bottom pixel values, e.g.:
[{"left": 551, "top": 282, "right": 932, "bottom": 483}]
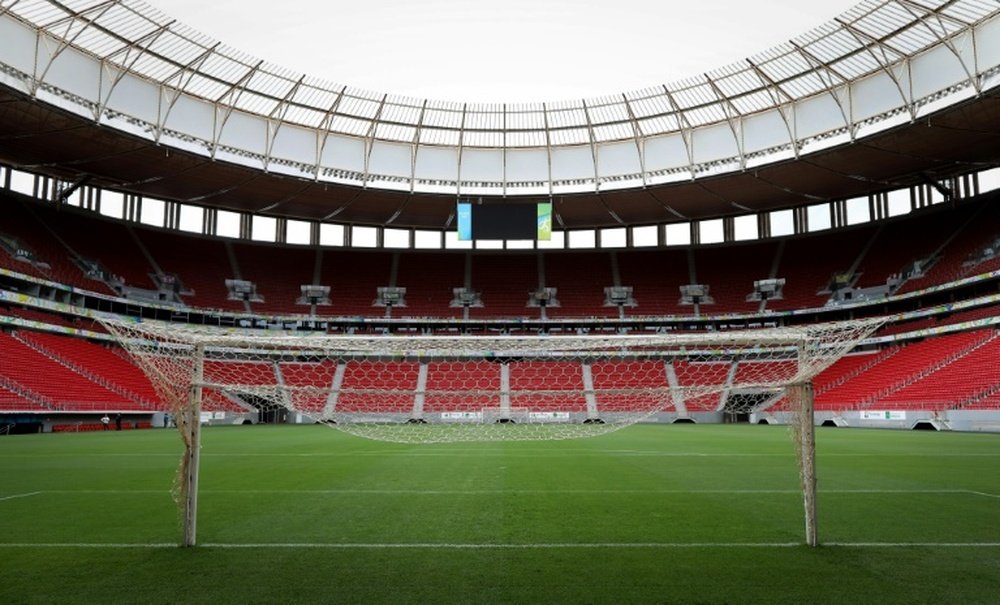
[{"left": 101, "top": 318, "right": 884, "bottom": 444}]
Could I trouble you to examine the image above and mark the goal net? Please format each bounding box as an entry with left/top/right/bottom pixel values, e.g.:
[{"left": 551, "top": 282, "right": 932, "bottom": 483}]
[
  {"left": 100, "top": 317, "right": 883, "bottom": 547},
  {"left": 101, "top": 318, "right": 882, "bottom": 443}
]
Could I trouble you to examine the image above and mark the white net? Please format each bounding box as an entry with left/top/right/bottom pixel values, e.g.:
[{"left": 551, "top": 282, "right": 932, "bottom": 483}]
[{"left": 100, "top": 318, "right": 884, "bottom": 444}]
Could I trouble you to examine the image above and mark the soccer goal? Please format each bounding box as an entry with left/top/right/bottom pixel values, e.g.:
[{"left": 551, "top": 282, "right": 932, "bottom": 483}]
[{"left": 101, "top": 317, "right": 883, "bottom": 547}]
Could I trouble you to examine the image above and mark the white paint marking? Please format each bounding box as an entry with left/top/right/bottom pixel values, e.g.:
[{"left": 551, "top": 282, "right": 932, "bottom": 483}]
[
  {"left": 0, "top": 491, "right": 41, "bottom": 502},
  {"left": 23, "top": 488, "right": 993, "bottom": 497},
  {"left": 967, "top": 490, "right": 1000, "bottom": 499},
  {"left": 0, "top": 542, "right": 998, "bottom": 549},
  {"left": 5, "top": 451, "right": 999, "bottom": 459}
]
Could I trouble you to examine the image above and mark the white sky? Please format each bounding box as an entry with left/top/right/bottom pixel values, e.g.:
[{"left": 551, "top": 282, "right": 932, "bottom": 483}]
[{"left": 149, "top": 0, "right": 859, "bottom": 104}]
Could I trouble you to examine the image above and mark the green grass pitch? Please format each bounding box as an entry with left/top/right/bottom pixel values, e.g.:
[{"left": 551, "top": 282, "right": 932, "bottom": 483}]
[{"left": 1, "top": 424, "right": 999, "bottom": 604}]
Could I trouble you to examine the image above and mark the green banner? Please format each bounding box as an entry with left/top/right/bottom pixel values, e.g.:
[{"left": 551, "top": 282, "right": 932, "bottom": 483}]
[{"left": 537, "top": 202, "right": 552, "bottom": 241}]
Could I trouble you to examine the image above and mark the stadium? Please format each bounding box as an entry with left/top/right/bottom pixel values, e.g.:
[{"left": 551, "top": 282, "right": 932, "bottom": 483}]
[{"left": 1, "top": 0, "right": 999, "bottom": 603}]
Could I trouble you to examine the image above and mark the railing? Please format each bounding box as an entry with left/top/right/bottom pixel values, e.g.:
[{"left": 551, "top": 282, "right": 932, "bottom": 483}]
[
  {"left": 860, "top": 330, "right": 999, "bottom": 407},
  {"left": 12, "top": 332, "right": 159, "bottom": 411}
]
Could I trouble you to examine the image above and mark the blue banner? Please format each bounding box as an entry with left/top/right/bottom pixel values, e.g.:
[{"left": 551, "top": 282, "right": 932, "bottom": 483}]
[{"left": 457, "top": 202, "right": 472, "bottom": 241}]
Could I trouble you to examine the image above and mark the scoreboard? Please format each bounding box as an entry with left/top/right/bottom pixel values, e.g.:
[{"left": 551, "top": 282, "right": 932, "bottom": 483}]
[{"left": 457, "top": 201, "right": 552, "bottom": 241}]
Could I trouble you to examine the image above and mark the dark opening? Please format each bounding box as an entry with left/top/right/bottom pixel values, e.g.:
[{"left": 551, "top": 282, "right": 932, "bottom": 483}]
[
  {"left": 821, "top": 419, "right": 838, "bottom": 427},
  {"left": 673, "top": 417, "right": 696, "bottom": 424},
  {"left": 912, "top": 421, "right": 939, "bottom": 431},
  {"left": 724, "top": 412, "right": 751, "bottom": 424},
  {"left": 2, "top": 422, "right": 41, "bottom": 435}
]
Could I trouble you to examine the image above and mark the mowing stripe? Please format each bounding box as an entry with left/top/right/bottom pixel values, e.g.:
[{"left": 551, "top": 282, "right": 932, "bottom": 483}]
[
  {"left": 1, "top": 542, "right": 999, "bottom": 549},
  {"left": 0, "top": 491, "right": 41, "bottom": 502}
]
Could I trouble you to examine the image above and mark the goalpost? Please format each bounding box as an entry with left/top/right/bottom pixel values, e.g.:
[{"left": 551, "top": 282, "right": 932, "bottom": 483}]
[{"left": 101, "top": 318, "right": 883, "bottom": 547}]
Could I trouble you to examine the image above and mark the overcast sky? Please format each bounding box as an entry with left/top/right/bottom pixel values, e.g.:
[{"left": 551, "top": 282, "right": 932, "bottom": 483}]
[{"left": 148, "top": 0, "right": 858, "bottom": 103}]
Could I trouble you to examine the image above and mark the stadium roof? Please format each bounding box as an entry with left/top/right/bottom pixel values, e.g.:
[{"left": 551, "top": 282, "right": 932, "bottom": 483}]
[{"left": 0, "top": 0, "right": 998, "bottom": 228}]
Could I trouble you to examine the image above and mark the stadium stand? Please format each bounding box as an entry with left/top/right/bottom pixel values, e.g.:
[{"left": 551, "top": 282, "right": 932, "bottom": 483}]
[
  {"left": 468, "top": 254, "right": 539, "bottom": 318},
  {"left": 618, "top": 249, "right": 691, "bottom": 316},
  {"left": 814, "top": 330, "right": 992, "bottom": 410},
  {"left": 336, "top": 361, "right": 420, "bottom": 412},
  {"left": 0, "top": 383, "right": 47, "bottom": 411},
  {"left": 278, "top": 361, "right": 339, "bottom": 415},
  {"left": 233, "top": 242, "right": 317, "bottom": 316},
  {"left": 138, "top": 229, "right": 245, "bottom": 312},
  {"left": 3, "top": 191, "right": 1000, "bottom": 422},
  {"left": 674, "top": 361, "right": 732, "bottom": 411},
  {"left": 40, "top": 210, "right": 156, "bottom": 291},
  {"left": 509, "top": 361, "right": 588, "bottom": 412},
  {"left": 424, "top": 361, "right": 501, "bottom": 412},
  {"left": 0, "top": 331, "right": 142, "bottom": 410},
  {"left": 875, "top": 331, "right": 1000, "bottom": 410},
  {"left": 0, "top": 304, "right": 77, "bottom": 328},
  {"left": 0, "top": 198, "right": 105, "bottom": 291},
  {"left": 396, "top": 252, "right": 466, "bottom": 318},
  {"left": 543, "top": 252, "right": 617, "bottom": 318},
  {"left": 692, "top": 244, "right": 777, "bottom": 314},
  {"left": 591, "top": 360, "right": 675, "bottom": 414},
  {"left": 897, "top": 200, "right": 1000, "bottom": 293},
  {"left": 17, "top": 331, "right": 161, "bottom": 407},
  {"left": 318, "top": 251, "right": 394, "bottom": 317}
]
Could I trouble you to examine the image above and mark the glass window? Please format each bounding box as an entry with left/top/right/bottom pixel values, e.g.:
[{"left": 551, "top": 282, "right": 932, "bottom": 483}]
[
  {"left": 320, "top": 223, "right": 345, "bottom": 247},
  {"left": 979, "top": 167, "right": 1000, "bottom": 193},
  {"left": 216, "top": 210, "right": 240, "bottom": 238},
  {"left": 64, "top": 185, "right": 82, "bottom": 207},
  {"left": 99, "top": 191, "right": 124, "bottom": 219},
  {"left": 251, "top": 215, "right": 277, "bottom": 242},
  {"left": 445, "top": 231, "right": 473, "bottom": 249},
  {"left": 770, "top": 209, "right": 794, "bottom": 237},
  {"left": 140, "top": 198, "right": 165, "bottom": 227},
  {"left": 351, "top": 225, "right": 378, "bottom": 248},
  {"left": 928, "top": 185, "right": 946, "bottom": 205},
  {"left": 9, "top": 170, "right": 34, "bottom": 196},
  {"left": 178, "top": 205, "right": 203, "bottom": 234},
  {"left": 806, "top": 203, "right": 831, "bottom": 232},
  {"left": 286, "top": 219, "right": 311, "bottom": 245},
  {"left": 732, "top": 215, "right": 758, "bottom": 241},
  {"left": 631, "top": 225, "right": 658, "bottom": 247},
  {"left": 665, "top": 223, "right": 691, "bottom": 246},
  {"left": 383, "top": 228, "right": 410, "bottom": 248},
  {"left": 568, "top": 230, "right": 596, "bottom": 249},
  {"left": 506, "top": 240, "right": 534, "bottom": 249},
  {"left": 699, "top": 218, "right": 724, "bottom": 244},
  {"left": 537, "top": 231, "right": 565, "bottom": 250},
  {"left": 600, "top": 227, "right": 627, "bottom": 248},
  {"left": 845, "top": 197, "right": 869, "bottom": 225},
  {"left": 887, "top": 189, "right": 911, "bottom": 217},
  {"left": 413, "top": 230, "right": 441, "bottom": 249}
]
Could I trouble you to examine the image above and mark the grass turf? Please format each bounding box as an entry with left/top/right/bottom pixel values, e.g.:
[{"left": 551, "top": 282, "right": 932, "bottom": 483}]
[{"left": 1, "top": 423, "right": 998, "bottom": 604}]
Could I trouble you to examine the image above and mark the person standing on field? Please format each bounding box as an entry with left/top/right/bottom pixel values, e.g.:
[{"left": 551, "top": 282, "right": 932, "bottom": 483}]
[{"left": 101, "top": 414, "right": 110, "bottom": 431}]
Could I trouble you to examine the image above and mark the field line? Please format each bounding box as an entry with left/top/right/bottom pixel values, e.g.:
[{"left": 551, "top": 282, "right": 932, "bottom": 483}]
[
  {"left": 967, "top": 490, "right": 1000, "bottom": 499},
  {"left": 0, "top": 491, "right": 42, "bottom": 502},
  {"left": 2, "top": 542, "right": 1000, "bottom": 549},
  {"left": 194, "top": 488, "right": 982, "bottom": 496},
  {"left": 21, "top": 488, "right": 992, "bottom": 497}
]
